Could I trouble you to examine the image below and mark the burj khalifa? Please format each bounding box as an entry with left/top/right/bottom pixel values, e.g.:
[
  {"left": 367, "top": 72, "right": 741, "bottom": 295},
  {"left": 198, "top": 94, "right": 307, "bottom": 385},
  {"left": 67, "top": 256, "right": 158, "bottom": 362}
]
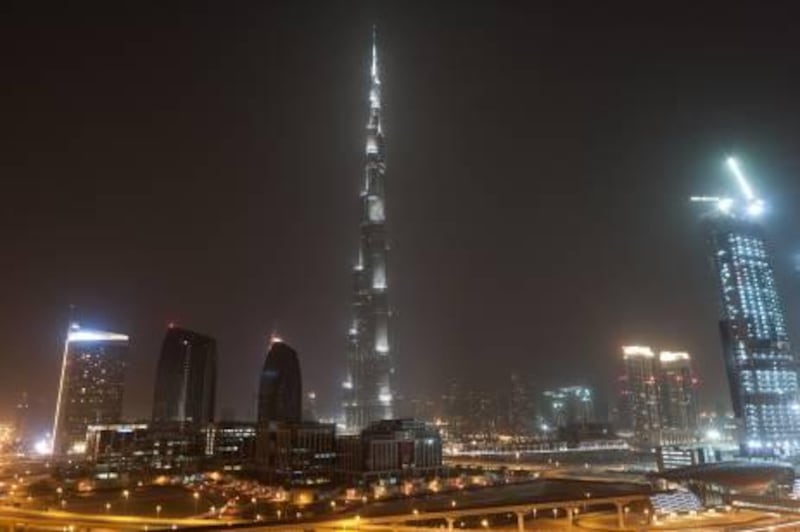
[{"left": 343, "top": 28, "right": 394, "bottom": 432}]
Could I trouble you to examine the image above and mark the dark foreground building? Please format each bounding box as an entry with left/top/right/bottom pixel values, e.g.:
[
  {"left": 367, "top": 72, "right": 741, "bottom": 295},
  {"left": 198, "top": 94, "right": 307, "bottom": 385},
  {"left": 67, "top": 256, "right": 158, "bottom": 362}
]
[
  {"left": 52, "top": 325, "right": 128, "bottom": 456},
  {"left": 151, "top": 326, "right": 217, "bottom": 429},
  {"left": 257, "top": 338, "right": 302, "bottom": 425},
  {"left": 337, "top": 419, "right": 443, "bottom": 486}
]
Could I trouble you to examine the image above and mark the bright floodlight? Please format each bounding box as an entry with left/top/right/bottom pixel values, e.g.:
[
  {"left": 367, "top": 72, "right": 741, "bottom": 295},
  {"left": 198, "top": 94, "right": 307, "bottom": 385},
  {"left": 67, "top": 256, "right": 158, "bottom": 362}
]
[
  {"left": 659, "top": 351, "right": 690, "bottom": 362},
  {"left": 747, "top": 199, "right": 765, "bottom": 217},
  {"left": 718, "top": 198, "right": 734, "bottom": 213},
  {"left": 726, "top": 156, "right": 756, "bottom": 201},
  {"left": 622, "top": 345, "right": 654, "bottom": 358},
  {"left": 67, "top": 330, "right": 129, "bottom": 343}
]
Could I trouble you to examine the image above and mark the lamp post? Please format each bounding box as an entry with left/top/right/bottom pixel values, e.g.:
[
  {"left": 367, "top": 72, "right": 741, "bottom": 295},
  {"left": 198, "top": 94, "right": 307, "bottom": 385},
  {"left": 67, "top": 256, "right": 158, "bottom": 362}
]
[
  {"left": 105, "top": 502, "right": 111, "bottom": 514},
  {"left": 122, "top": 489, "right": 129, "bottom": 514},
  {"left": 193, "top": 492, "right": 199, "bottom": 514},
  {"left": 156, "top": 504, "right": 162, "bottom": 518}
]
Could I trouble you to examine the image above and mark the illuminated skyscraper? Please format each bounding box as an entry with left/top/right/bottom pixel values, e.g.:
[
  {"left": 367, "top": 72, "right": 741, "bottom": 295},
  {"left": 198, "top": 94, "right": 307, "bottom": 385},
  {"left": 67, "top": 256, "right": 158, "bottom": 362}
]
[
  {"left": 343, "top": 28, "right": 394, "bottom": 432},
  {"left": 657, "top": 351, "right": 697, "bottom": 434},
  {"left": 703, "top": 200, "right": 800, "bottom": 452},
  {"left": 151, "top": 326, "right": 217, "bottom": 429},
  {"left": 52, "top": 325, "right": 128, "bottom": 455},
  {"left": 258, "top": 337, "right": 302, "bottom": 426},
  {"left": 692, "top": 157, "right": 800, "bottom": 453},
  {"left": 621, "top": 346, "right": 661, "bottom": 443}
]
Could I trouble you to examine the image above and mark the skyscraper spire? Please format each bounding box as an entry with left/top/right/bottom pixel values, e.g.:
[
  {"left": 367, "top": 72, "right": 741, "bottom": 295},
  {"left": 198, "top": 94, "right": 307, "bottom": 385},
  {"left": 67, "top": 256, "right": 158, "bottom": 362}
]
[{"left": 343, "top": 27, "right": 394, "bottom": 432}]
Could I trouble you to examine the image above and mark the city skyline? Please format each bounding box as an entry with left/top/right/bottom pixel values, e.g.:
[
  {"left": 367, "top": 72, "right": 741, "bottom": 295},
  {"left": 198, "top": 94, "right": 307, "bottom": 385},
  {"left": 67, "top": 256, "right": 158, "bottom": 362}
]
[{"left": 5, "top": 2, "right": 800, "bottom": 431}]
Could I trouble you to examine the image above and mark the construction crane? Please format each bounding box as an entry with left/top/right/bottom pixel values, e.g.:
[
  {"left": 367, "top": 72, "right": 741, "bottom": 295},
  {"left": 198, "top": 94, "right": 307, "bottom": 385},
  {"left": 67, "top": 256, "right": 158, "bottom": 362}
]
[{"left": 690, "top": 156, "right": 765, "bottom": 217}]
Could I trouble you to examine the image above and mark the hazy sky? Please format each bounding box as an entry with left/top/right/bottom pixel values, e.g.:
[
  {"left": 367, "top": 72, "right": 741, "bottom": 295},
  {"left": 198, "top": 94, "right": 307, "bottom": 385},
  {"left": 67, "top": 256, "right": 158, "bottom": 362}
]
[{"left": 4, "top": 1, "right": 800, "bottom": 432}]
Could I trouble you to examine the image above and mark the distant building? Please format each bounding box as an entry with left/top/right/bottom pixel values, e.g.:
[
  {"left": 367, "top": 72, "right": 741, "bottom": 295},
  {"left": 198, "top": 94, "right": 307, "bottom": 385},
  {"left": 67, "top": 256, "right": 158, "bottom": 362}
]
[
  {"left": 151, "top": 326, "right": 217, "bottom": 430},
  {"left": 337, "top": 419, "right": 443, "bottom": 485},
  {"left": 257, "top": 337, "right": 302, "bottom": 425},
  {"left": 52, "top": 325, "right": 128, "bottom": 455},
  {"left": 507, "top": 373, "right": 536, "bottom": 435},
  {"left": 658, "top": 351, "right": 698, "bottom": 436},
  {"left": 621, "top": 345, "right": 661, "bottom": 444},
  {"left": 542, "top": 386, "right": 594, "bottom": 429}
]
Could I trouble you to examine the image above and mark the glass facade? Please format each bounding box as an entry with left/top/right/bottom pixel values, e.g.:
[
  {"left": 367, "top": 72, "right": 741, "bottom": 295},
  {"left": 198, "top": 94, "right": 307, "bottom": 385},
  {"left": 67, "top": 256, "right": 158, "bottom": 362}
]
[
  {"left": 258, "top": 339, "right": 302, "bottom": 425},
  {"left": 706, "top": 214, "right": 800, "bottom": 452},
  {"left": 151, "top": 326, "right": 217, "bottom": 429}
]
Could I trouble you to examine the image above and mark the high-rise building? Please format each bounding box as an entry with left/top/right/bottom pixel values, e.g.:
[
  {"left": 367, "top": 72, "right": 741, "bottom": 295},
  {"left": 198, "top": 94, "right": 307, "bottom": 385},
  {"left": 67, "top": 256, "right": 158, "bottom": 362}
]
[
  {"left": 507, "top": 373, "right": 536, "bottom": 435},
  {"left": 343, "top": 28, "right": 394, "bottom": 432},
  {"left": 151, "top": 326, "right": 217, "bottom": 429},
  {"left": 257, "top": 337, "right": 302, "bottom": 426},
  {"left": 621, "top": 345, "right": 661, "bottom": 444},
  {"left": 658, "top": 351, "right": 697, "bottom": 434},
  {"left": 52, "top": 325, "right": 128, "bottom": 455},
  {"left": 542, "top": 386, "right": 595, "bottom": 429},
  {"left": 703, "top": 203, "right": 800, "bottom": 452}
]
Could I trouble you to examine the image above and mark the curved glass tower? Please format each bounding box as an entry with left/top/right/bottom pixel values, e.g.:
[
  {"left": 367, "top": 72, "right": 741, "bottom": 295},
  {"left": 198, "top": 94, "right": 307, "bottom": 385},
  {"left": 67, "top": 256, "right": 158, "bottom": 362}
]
[
  {"left": 343, "top": 28, "right": 394, "bottom": 432},
  {"left": 151, "top": 326, "right": 217, "bottom": 429},
  {"left": 258, "top": 338, "right": 302, "bottom": 425}
]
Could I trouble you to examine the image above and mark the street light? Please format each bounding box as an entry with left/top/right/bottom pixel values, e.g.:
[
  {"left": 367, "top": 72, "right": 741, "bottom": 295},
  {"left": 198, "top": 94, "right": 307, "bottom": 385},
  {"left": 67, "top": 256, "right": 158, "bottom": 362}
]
[
  {"left": 156, "top": 504, "right": 162, "bottom": 518},
  {"left": 122, "top": 489, "right": 130, "bottom": 515},
  {"left": 105, "top": 502, "right": 111, "bottom": 513},
  {"left": 193, "top": 492, "right": 199, "bottom": 514}
]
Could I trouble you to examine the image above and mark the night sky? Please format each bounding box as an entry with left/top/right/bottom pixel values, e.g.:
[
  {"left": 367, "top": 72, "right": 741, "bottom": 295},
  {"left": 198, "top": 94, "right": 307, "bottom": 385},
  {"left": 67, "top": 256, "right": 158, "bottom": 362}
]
[{"left": 4, "top": 1, "right": 800, "bottom": 432}]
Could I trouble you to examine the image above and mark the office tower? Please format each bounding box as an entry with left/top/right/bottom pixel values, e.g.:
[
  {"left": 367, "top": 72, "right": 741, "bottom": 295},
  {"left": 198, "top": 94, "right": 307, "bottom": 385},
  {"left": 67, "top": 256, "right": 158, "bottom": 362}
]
[
  {"left": 257, "top": 337, "right": 302, "bottom": 425},
  {"left": 621, "top": 346, "right": 661, "bottom": 443},
  {"left": 151, "top": 326, "right": 217, "bottom": 429},
  {"left": 658, "top": 351, "right": 698, "bottom": 434},
  {"left": 337, "top": 419, "right": 442, "bottom": 485},
  {"left": 343, "top": 28, "right": 395, "bottom": 432},
  {"left": 542, "top": 386, "right": 595, "bottom": 428},
  {"left": 704, "top": 207, "right": 800, "bottom": 452},
  {"left": 52, "top": 325, "right": 128, "bottom": 455}
]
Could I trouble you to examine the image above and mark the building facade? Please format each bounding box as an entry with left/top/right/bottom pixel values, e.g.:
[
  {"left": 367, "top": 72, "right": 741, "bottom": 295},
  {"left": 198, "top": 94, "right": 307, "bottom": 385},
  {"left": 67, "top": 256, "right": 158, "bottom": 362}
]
[
  {"left": 337, "top": 419, "right": 443, "bottom": 485},
  {"left": 621, "top": 346, "right": 661, "bottom": 444},
  {"left": 705, "top": 213, "right": 800, "bottom": 453},
  {"left": 658, "top": 351, "right": 698, "bottom": 435},
  {"left": 254, "top": 422, "right": 336, "bottom": 486},
  {"left": 343, "top": 29, "right": 395, "bottom": 432},
  {"left": 257, "top": 338, "right": 302, "bottom": 425},
  {"left": 542, "top": 386, "right": 594, "bottom": 429},
  {"left": 52, "top": 325, "right": 128, "bottom": 455},
  {"left": 151, "top": 326, "right": 217, "bottom": 430}
]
